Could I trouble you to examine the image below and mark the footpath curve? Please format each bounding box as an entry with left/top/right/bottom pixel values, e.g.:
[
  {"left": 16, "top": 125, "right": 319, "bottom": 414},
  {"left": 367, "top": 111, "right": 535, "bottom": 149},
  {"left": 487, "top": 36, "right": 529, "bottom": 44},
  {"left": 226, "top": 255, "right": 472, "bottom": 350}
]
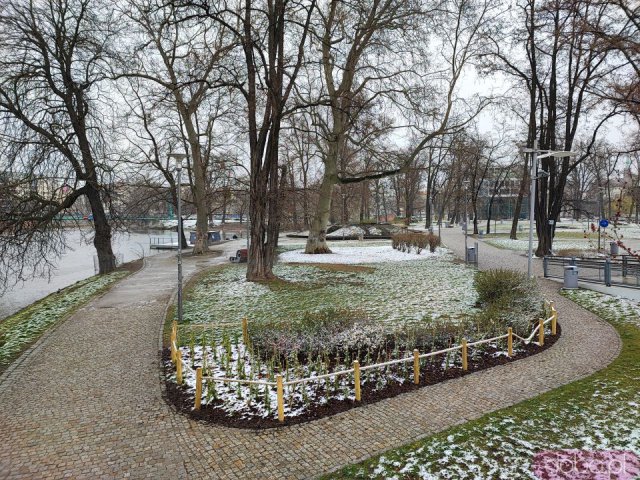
[{"left": 0, "top": 233, "right": 621, "bottom": 479}]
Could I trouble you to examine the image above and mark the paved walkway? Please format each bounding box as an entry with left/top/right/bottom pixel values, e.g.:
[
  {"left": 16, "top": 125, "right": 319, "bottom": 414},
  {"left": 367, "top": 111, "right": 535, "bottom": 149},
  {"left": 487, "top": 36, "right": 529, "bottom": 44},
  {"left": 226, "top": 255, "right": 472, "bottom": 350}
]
[{"left": 0, "top": 233, "right": 621, "bottom": 479}]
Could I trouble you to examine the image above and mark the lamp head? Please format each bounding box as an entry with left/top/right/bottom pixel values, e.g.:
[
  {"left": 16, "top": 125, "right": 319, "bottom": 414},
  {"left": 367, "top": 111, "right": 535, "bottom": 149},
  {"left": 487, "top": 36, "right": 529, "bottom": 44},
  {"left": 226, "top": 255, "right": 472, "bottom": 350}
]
[{"left": 169, "top": 153, "right": 188, "bottom": 171}]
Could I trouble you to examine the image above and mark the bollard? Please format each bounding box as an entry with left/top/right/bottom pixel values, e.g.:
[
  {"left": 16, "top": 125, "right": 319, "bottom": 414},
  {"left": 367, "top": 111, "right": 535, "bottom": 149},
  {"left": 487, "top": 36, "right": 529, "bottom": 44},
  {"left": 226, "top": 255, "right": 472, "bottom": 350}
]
[
  {"left": 353, "top": 360, "right": 361, "bottom": 401},
  {"left": 507, "top": 327, "right": 513, "bottom": 357},
  {"left": 552, "top": 307, "right": 557, "bottom": 336},
  {"left": 195, "top": 367, "right": 203, "bottom": 410},
  {"left": 413, "top": 349, "right": 420, "bottom": 385},
  {"left": 176, "top": 356, "right": 183, "bottom": 385},
  {"left": 276, "top": 375, "right": 285, "bottom": 422},
  {"left": 461, "top": 339, "right": 468, "bottom": 371},
  {"left": 242, "top": 317, "right": 249, "bottom": 345},
  {"left": 538, "top": 319, "right": 545, "bottom": 346},
  {"left": 605, "top": 258, "right": 612, "bottom": 287}
]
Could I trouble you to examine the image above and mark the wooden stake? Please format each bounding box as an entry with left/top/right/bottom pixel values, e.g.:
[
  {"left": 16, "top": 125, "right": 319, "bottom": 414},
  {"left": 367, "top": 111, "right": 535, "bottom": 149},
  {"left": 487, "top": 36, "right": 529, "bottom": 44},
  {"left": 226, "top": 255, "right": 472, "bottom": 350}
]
[
  {"left": 176, "top": 356, "right": 183, "bottom": 385},
  {"left": 507, "top": 327, "right": 513, "bottom": 357},
  {"left": 276, "top": 374, "right": 284, "bottom": 422},
  {"left": 461, "top": 339, "right": 468, "bottom": 371},
  {"left": 538, "top": 319, "right": 545, "bottom": 346},
  {"left": 171, "top": 321, "right": 178, "bottom": 363},
  {"left": 551, "top": 308, "right": 557, "bottom": 336},
  {"left": 242, "top": 317, "right": 249, "bottom": 345},
  {"left": 353, "top": 361, "right": 361, "bottom": 401},
  {"left": 194, "top": 367, "right": 202, "bottom": 410},
  {"left": 413, "top": 349, "right": 420, "bottom": 385}
]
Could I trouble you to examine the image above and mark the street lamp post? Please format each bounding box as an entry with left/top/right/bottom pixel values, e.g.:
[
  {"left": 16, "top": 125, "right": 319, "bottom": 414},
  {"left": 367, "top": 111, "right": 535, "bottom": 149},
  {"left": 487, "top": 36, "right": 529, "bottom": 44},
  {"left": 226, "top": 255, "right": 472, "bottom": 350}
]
[
  {"left": 597, "top": 187, "right": 605, "bottom": 253},
  {"left": 463, "top": 180, "right": 470, "bottom": 263},
  {"left": 528, "top": 140, "right": 538, "bottom": 279},
  {"left": 520, "top": 142, "right": 577, "bottom": 278},
  {"left": 169, "top": 153, "right": 187, "bottom": 324}
]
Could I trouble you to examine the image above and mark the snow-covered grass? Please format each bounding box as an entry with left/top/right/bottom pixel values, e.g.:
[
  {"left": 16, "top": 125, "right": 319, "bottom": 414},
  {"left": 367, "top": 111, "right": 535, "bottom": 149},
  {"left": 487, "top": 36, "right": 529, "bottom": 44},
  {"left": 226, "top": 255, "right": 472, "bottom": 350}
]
[
  {"left": 484, "top": 237, "right": 596, "bottom": 254},
  {"left": 326, "top": 288, "right": 640, "bottom": 479},
  {"left": 0, "top": 271, "right": 128, "bottom": 371},
  {"left": 182, "top": 248, "right": 477, "bottom": 327},
  {"left": 279, "top": 245, "right": 446, "bottom": 265}
]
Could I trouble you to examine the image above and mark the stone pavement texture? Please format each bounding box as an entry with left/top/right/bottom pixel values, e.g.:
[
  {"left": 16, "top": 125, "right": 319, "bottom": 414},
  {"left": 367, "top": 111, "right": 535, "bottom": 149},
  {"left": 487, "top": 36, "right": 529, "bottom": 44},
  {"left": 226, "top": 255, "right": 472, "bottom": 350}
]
[{"left": 0, "top": 233, "right": 621, "bottom": 479}]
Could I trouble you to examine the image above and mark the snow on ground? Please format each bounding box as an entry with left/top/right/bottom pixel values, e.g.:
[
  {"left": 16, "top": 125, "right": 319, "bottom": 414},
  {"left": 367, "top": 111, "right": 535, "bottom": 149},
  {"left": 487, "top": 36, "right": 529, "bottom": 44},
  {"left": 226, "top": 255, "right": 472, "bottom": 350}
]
[
  {"left": 484, "top": 238, "right": 595, "bottom": 252},
  {"left": 173, "top": 341, "right": 412, "bottom": 420},
  {"left": 335, "top": 289, "right": 640, "bottom": 479},
  {"left": 182, "top": 248, "right": 478, "bottom": 328},
  {"left": 327, "top": 226, "right": 366, "bottom": 238},
  {"left": 279, "top": 246, "right": 446, "bottom": 264}
]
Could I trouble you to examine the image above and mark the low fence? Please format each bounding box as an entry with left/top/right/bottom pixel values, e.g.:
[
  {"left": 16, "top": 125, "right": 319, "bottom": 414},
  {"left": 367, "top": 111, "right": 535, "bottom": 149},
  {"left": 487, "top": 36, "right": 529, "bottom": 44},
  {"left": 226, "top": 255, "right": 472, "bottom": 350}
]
[
  {"left": 543, "top": 255, "right": 640, "bottom": 288},
  {"left": 169, "top": 304, "right": 558, "bottom": 422}
]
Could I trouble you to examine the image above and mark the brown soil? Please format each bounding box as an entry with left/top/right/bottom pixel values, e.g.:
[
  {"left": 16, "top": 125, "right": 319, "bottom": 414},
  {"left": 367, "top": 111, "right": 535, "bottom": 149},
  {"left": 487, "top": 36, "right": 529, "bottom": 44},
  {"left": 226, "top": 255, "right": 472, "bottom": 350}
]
[{"left": 162, "top": 325, "right": 561, "bottom": 430}]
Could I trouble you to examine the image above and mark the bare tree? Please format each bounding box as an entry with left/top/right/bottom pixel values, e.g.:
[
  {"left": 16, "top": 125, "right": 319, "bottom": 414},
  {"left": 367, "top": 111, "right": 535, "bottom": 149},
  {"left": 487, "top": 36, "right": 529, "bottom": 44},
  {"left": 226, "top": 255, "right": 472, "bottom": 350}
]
[
  {"left": 184, "top": 0, "right": 317, "bottom": 279},
  {"left": 0, "top": 0, "right": 120, "bottom": 288},
  {"left": 303, "top": 0, "right": 496, "bottom": 253},
  {"left": 118, "top": 1, "right": 236, "bottom": 254}
]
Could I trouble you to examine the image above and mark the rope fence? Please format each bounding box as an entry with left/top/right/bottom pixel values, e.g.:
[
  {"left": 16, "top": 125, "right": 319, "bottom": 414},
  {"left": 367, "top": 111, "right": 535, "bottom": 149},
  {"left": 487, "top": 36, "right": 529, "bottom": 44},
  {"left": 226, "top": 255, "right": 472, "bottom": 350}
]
[{"left": 169, "top": 301, "right": 559, "bottom": 421}]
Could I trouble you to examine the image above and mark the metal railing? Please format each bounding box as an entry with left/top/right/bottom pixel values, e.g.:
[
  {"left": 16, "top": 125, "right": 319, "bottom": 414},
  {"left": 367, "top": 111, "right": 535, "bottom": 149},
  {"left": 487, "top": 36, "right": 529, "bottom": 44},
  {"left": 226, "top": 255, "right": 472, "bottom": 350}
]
[{"left": 543, "top": 255, "right": 640, "bottom": 289}]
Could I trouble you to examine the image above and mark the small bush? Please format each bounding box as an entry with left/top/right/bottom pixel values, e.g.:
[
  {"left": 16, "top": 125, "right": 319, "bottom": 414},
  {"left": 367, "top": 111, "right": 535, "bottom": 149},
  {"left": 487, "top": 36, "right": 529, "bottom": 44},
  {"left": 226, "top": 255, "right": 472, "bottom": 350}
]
[
  {"left": 392, "top": 232, "right": 439, "bottom": 254},
  {"left": 474, "top": 269, "right": 542, "bottom": 332},
  {"left": 474, "top": 269, "right": 532, "bottom": 305},
  {"left": 426, "top": 233, "right": 441, "bottom": 253}
]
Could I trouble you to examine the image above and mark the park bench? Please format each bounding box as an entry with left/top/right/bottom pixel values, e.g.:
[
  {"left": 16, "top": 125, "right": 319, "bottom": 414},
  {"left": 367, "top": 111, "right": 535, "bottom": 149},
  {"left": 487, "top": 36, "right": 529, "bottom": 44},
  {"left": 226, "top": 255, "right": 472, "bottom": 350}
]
[{"left": 230, "top": 248, "right": 248, "bottom": 263}]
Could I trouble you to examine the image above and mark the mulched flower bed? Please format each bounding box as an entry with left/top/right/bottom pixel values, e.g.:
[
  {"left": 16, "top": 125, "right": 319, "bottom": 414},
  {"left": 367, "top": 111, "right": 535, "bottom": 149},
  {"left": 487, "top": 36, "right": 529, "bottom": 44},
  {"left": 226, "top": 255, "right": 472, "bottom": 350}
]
[{"left": 162, "top": 324, "right": 561, "bottom": 429}]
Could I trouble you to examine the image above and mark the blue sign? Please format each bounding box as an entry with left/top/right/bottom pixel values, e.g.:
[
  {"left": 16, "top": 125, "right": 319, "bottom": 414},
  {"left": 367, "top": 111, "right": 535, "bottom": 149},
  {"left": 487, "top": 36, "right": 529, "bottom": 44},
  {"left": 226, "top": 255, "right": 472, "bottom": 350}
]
[{"left": 599, "top": 219, "right": 609, "bottom": 228}]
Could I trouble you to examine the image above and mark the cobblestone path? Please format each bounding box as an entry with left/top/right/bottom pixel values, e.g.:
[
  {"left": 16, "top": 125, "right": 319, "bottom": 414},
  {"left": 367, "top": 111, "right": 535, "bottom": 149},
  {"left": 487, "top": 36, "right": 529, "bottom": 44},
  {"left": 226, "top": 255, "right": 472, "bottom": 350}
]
[{"left": 0, "top": 233, "right": 621, "bottom": 479}]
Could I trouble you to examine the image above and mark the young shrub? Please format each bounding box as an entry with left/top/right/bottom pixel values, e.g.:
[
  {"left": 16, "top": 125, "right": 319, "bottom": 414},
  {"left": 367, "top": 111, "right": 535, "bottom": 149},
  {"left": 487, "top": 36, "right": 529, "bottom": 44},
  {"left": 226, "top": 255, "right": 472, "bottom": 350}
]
[
  {"left": 426, "top": 233, "right": 441, "bottom": 253},
  {"left": 474, "top": 269, "right": 534, "bottom": 305}
]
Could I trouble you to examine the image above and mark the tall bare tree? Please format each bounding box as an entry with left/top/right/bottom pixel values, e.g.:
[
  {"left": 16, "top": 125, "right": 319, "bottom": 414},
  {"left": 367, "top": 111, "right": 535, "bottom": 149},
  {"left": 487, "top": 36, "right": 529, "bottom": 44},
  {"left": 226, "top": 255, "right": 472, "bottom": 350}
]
[
  {"left": 0, "top": 0, "right": 120, "bottom": 288},
  {"left": 119, "top": 1, "right": 235, "bottom": 254},
  {"left": 304, "top": 0, "right": 496, "bottom": 253}
]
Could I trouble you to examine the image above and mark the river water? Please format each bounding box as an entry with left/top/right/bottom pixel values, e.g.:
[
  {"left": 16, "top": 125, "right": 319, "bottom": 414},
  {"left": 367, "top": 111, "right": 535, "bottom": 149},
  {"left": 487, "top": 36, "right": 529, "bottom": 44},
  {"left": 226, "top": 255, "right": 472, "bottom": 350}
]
[{"left": 0, "top": 229, "right": 174, "bottom": 320}]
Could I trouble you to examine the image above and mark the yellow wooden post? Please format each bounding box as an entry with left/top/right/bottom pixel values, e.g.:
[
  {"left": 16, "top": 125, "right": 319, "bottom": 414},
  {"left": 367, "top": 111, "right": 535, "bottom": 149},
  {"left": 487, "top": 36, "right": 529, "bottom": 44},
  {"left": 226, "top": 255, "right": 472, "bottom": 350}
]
[
  {"left": 413, "top": 349, "right": 420, "bottom": 384},
  {"left": 461, "top": 339, "right": 468, "bottom": 371},
  {"left": 353, "top": 361, "right": 361, "bottom": 401},
  {"left": 242, "top": 317, "right": 249, "bottom": 345},
  {"left": 176, "top": 356, "right": 183, "bottom": 385},
  {"left": 507, "top": 327, "right": 513, "bottom": 357},
  {"left": 194, "top": 367, "right": 203, "bottom": 410},
  {"left": 551, "top": 307, "right": 557, "bottom": 336},
  {"left": 171, "top": 321, "right": 178, "bottom": 363},
  {"left": 538, "top": 318, "right": 545, "bottom": 346},
  {"left": 276, "top": 375, "right": 285, "bottom": 422}
]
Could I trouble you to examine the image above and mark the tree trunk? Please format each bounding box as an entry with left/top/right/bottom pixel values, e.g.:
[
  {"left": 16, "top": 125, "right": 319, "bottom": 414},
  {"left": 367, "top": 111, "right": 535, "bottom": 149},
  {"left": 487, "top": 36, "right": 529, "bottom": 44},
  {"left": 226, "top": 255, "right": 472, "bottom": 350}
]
[
  {"left": 486, "top": 196, "right": 494, "bottom": 234},
  {"left": 305, "top": 172, "right": 335, "bottom": 254},
  {"left": 86, "top": 186, "right": 116, "bottom": 274},
  {"left": 510, "top": 156, "right": 529, "bottom": 240}
]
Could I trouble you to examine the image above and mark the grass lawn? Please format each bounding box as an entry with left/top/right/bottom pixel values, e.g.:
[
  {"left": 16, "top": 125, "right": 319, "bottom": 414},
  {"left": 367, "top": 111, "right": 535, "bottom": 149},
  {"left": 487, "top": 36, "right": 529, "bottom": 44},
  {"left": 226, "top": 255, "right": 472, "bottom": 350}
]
[
  {"left": 325, "top": 288, "right": 638, "bottom": 479},
  {"left": 483, "top": 237, "right": 597, "bottom": 254},
  {"left": 181, "top": 248, "right": 478, "bottom": 328},
  {"left": 0, "top": 270, "right": 130, "bottom": 374}
]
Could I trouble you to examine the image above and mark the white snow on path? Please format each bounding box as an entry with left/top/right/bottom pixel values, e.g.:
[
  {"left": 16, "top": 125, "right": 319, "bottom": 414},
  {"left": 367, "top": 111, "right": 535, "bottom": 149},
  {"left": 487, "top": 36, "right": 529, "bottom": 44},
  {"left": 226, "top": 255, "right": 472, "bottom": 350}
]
[{"left": 279, "top": 246, "right": 447, "bottom": 264}]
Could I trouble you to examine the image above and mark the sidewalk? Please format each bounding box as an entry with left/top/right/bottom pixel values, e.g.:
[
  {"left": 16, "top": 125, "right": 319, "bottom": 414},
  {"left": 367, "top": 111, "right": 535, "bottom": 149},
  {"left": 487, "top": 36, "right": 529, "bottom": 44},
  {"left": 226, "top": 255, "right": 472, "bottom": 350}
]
[{"left": 0, "top": 234, "right": 621, "bottom": 479}]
